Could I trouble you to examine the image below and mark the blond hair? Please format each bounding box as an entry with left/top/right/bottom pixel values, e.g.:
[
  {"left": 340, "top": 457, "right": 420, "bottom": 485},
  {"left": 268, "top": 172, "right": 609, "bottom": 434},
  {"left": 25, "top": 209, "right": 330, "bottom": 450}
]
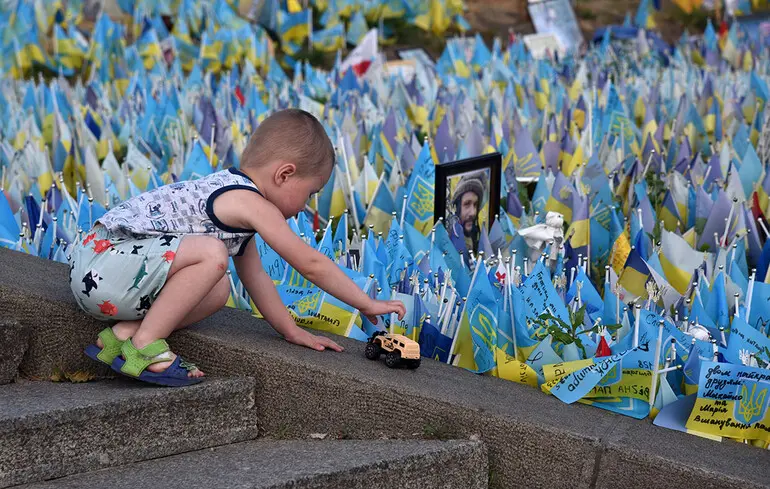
[{"left": 241, "top": 109, "right": 335, "bottom": 175}]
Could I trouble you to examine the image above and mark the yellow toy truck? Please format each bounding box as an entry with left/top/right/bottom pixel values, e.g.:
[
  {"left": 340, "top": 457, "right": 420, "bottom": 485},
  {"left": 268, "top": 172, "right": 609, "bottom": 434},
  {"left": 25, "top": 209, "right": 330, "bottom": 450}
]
[{"left": 365, "top": 331, "right": 421, "bottom": 369}]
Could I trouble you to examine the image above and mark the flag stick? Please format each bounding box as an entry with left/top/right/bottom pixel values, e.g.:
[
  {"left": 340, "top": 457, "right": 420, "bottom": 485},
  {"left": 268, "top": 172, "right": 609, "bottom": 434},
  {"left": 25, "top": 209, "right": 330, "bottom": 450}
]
[
  {"left": 87, "top": 198, "right": 93, "bottom": 229},
  {"left": 389, "top": 287, "right": 397, "bottom": 335},
  {"left": 400, "top": 194, "right": 408, "bottom": 229},
  {"left": 209, "top": 123, "right": 217, "bottom": 170},
  {"left": 507, "top": 268, "right": 519, "bottom": 360},
  {"left": 50, "top": 217, "right": 58, "bottom": 257},
  {"left": 657, "top": 365, "right": 682, "bottom": 375},
  {"left": 728, "top": 242, "right": 738, "bottom": 275},
  {"left": 745, "top": 268, "right": 757, "bottom": 321},
  {"left": 633, "top": 303, "right": 642, "bottom": 349},
  {"left": 226, "top": 271, "right": 243, "bottom": 310},
  {"left": 721, "top": 197, "right": 738, "bottom": 248},
  {"left": 441, "top": 299, "right": 457, "bottom": 337},
  {"left": 439, "top": 287, "right": 456, "bottom": 335},
  {"left": 649, "top": 319, "right": 664, "bottom": 410},
  {"left": 758, "top": 217, "right": 770, "bottom": 239},
  {"left": 16, "top": 224, "right": 26, "bottom": 251},
  {"left": 639, "top": 150, "right": 655, "bottom": 183}
]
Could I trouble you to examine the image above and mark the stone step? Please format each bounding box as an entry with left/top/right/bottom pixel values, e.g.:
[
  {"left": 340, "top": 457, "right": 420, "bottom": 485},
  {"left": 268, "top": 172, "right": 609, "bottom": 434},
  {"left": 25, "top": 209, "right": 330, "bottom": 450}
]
[
  {"left": 0, "top": 320, "right": 29, "bottom": 385},
  {"left": 3, "top": 248, "right": 770, "bottom": 489},
  {"left": 14, "top": 439, "right": 487, "bottom": 489},
  {"left": 0, "top": 378, "right": 258, "bottom": 488}
]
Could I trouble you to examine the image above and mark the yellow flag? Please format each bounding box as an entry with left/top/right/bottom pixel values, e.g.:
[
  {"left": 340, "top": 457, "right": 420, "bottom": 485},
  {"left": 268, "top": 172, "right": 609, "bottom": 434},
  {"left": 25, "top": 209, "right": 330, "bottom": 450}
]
[
  {"left": 611, "top": 232, "right": 631, "bottom": 275},
  {"left": 541, "top": 359, "right": 593, "bottom": 394},
  {"left": 495, "top": 348, "right": 539, "bottom": 387},
  {"left": 287, "top": 0, "right": 302, "bottom": 12}
]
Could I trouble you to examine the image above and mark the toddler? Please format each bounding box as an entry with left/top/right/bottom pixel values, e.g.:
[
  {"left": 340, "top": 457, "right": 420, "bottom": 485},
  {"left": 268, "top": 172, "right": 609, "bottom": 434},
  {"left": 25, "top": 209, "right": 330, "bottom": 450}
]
[{"left": 70, "top": 109, "right": 405, "bottom": 386}]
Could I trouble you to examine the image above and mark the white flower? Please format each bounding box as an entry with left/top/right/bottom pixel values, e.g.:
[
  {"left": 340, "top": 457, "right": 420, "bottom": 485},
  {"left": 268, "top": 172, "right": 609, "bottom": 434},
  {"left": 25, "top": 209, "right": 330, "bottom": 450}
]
[{"left": 739, "top": 349, "right": 753, "bottom": 366}]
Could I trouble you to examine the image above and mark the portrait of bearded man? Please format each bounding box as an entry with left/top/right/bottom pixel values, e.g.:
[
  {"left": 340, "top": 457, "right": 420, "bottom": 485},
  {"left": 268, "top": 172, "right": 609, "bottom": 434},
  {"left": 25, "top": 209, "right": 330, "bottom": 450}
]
[{"left": 447, "top": 171, "right": 487, "bottom": 259}]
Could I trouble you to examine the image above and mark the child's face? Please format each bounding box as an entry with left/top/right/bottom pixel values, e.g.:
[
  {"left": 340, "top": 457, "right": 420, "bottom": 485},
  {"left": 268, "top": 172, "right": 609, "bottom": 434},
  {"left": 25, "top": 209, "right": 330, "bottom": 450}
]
[{"left": 273, "top": 165, "right": 331, "bottom": 219}]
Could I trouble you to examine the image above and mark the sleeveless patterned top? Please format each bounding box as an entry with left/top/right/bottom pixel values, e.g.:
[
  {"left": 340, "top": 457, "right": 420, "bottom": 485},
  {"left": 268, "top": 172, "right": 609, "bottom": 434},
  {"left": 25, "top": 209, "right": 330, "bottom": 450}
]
[{"left": 98, "top": 168, "right": 261, "bottom": 256}]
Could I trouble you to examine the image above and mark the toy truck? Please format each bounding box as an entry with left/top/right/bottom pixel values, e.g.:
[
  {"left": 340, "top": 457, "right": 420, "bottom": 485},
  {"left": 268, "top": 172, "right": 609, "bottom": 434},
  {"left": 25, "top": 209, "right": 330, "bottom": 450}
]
[{"left": 364, "top": 331, "right": 421, "bottom": 369}]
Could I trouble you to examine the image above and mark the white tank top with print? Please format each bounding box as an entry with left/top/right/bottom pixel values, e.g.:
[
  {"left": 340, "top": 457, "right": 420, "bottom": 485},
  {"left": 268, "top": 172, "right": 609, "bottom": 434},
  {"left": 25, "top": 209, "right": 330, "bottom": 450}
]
[{"left": 97, "top": 168, "right": 261, "bottom": 256}]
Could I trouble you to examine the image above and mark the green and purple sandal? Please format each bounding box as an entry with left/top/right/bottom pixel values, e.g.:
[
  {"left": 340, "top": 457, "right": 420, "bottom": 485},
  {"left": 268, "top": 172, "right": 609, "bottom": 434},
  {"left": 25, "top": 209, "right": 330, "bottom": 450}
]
[
  {"left": 84, "top": 328, "right": 125, "bottom": 366},
  {"left": 110, "top": 338, "right": 202, "bottom": 387}
]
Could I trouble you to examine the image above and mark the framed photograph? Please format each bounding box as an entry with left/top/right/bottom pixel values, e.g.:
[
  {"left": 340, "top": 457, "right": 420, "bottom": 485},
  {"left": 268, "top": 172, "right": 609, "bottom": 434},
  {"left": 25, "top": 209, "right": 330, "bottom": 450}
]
[{"left": 435, "top": 153, "right": 502, "bottom": 254}]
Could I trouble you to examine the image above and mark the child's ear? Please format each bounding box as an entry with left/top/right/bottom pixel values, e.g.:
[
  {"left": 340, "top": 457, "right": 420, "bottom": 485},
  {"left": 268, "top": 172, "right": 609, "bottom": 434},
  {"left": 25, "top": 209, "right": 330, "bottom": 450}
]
[{"left": 274, "top": 162, "right": 297, "bottom": 185}]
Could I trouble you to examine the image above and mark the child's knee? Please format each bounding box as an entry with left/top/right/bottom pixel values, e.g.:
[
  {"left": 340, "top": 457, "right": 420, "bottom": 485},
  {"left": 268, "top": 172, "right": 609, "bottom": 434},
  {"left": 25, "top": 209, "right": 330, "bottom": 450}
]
[{"left": 203, "top": 239, "right": 229, "bottom": 273}]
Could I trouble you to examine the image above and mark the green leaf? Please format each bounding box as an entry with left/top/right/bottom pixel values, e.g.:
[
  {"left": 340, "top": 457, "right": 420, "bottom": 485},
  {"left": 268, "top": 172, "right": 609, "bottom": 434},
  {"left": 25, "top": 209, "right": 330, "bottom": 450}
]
[
  {"left": 604, "top": 323, "right": 623, "bottom": 333},
  {"left": 551, "top": 328, "right": 575, "bottom": 345},
  {"left": 573, "top": 305, "right": 586, "bottom": 331},
  {"left": 538, "top": 312, "right": 570, "bottom": 332}
]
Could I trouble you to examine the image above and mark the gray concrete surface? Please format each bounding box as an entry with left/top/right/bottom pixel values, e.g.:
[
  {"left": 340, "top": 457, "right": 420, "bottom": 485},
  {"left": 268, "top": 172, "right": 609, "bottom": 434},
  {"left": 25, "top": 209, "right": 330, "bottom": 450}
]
[
  {"left": 0, "top": 319, "right": 29, "bottom": 384},
  {"left": 0, "top": 377, "right": 259, "bottom": 488},
  {"left": 2, "top": 247, "right": 769, "bottom": 489},
  {"left": 16, "top": 439, "right": 487, "bottom": 489},
  {"left": 594, "top": 415, "right": 770, "bottom": 489}
]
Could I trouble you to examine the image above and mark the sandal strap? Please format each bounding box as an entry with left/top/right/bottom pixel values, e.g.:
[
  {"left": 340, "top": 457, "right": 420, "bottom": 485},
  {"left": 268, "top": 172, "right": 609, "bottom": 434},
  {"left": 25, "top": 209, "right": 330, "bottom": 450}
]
[
  {"left": 133, "top": 338, "right": 171, "bottom": 358},
  {"left": 97, "top": 327, "right": 121, "bottom": 347},
  {"left": 96, "top": 328, "right": 124, "bottom": 364},
  {"left": 120, "top": 339, "right": 174, "bottom": 377}
]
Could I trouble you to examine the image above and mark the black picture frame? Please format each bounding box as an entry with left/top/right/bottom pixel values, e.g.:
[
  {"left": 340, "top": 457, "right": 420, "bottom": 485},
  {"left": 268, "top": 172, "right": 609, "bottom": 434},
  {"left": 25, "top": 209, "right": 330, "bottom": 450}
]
[{"left": 434, "top": 153, "right": 502, "bottom": 231}]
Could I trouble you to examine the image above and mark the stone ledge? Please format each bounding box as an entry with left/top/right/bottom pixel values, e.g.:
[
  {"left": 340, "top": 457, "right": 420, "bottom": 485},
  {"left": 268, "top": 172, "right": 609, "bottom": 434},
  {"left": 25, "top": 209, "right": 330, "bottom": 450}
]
[
  {"left": 16, "top": 439, "right": 487, "bottom": 489},
  {"left": 0, "top": 320, "right": 29, "bottom": 384},
  {"left": 594, "top": 414, "right": 770, "bottom": 489},
  {"left": 1, "top": 247, "right": 768, "bottom": 489},
  {"left": 0, "top": 378, "right": 259, "bottom": 488}
]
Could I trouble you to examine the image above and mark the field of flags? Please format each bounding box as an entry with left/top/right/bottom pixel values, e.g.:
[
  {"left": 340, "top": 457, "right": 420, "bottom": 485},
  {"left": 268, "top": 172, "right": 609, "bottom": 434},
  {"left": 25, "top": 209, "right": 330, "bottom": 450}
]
[{"left": 5, "top": 0, "right": 770, "bottom": 446}]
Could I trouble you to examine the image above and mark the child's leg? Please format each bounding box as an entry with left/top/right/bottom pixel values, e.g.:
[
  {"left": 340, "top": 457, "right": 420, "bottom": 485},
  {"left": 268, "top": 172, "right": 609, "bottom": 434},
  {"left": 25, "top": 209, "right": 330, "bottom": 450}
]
[
  {"left": 98, "top": 275, "right": 229, "bottom": 353},
  {"left": 101, "top": 272, "right": 229, "bottom": 354},
  {"left": 126, "top": 235, "right": 230, "bottom": 376}
]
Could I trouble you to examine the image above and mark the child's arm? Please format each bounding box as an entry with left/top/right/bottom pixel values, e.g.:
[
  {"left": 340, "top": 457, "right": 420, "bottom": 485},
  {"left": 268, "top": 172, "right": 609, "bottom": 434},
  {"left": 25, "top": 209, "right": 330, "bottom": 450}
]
[
  {"left": 234, "top": 243, "right": 343, "bottom": 351},
  {"left": 255, "top": 216, "right": 405, "bottom": 324},
  {"left": 221, "top": 191, "right": 406, "bottom": 325}
]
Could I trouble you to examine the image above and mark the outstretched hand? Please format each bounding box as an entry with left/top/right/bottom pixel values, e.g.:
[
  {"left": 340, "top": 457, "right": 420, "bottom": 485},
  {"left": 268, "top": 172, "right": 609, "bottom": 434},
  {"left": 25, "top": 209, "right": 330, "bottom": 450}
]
[
  {"left": 285, "top": 327, "right": 344, "bottom": 352},
  {"left": 360, "top": 299, "right": 406, "bottom": 326}
]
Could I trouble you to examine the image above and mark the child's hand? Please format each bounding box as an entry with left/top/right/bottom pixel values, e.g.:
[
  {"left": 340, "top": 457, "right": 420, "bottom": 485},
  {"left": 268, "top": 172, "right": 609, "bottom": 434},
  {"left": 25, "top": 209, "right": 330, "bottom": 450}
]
[
  {"left": 285, "top": 327, "right": 344, "bottom": 352},
  {"left": 361, "top": 299, "right": 406, "bottom": 325}
]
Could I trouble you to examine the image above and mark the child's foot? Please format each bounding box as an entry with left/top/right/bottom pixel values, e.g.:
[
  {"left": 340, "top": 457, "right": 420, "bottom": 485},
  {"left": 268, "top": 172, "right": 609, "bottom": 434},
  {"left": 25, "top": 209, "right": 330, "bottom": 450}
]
[
  {"left": 112, "top": 338, "right": 204, "bottom": 386},
  {"left": 131, "top": 337, "right": 205, "bottom": 378},
  {"left": 143, "top": 350, "right": 205, "bottom": 378},
  {"left": 94, "top": 323, "right": 203, "bottom": 378}
]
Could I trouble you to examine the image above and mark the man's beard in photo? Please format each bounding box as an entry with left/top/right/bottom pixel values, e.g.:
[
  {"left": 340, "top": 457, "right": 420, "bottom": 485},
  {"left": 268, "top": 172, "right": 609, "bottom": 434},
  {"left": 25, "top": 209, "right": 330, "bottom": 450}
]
[{"left": 463, "top": 219, "right": 479, "bottom": 238}]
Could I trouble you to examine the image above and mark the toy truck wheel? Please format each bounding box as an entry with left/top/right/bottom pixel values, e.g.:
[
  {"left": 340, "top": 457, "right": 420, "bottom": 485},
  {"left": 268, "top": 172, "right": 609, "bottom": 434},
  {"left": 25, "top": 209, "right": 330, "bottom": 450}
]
[
  {"left": 365, "top": 343, "right": 380, "bottom": 360},
  {"left": 406, "top": 359, "right": 421, "bottom": 369},
  {"left": 385, "top": 351, "right": 401, "bottom": 368}
]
